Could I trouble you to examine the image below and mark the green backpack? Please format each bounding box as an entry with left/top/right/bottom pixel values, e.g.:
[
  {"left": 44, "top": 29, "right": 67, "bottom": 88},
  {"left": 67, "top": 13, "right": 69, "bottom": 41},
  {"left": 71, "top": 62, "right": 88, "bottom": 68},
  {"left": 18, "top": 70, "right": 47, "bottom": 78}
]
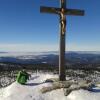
[{"left": 16, "top": 71, "right": 29, "bottom": 84}]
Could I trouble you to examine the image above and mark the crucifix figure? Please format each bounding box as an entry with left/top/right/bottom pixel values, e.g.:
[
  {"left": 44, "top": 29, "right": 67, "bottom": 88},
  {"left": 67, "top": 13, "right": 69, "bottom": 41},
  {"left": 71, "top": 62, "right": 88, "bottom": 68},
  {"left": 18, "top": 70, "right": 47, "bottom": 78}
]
[
  {"left": 40, "top": 0, "right": 84, "bottom": 81},
  {"left": 59, "top": 8, "right": 66, "bottom": 35}
]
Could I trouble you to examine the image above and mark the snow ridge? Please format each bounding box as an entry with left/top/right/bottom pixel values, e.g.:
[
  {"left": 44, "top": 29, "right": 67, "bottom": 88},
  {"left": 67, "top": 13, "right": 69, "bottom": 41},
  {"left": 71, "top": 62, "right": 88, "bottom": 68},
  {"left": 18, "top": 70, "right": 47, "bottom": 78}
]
[{"left": 0, "top": 73, "right": 100, "bottom": 100}]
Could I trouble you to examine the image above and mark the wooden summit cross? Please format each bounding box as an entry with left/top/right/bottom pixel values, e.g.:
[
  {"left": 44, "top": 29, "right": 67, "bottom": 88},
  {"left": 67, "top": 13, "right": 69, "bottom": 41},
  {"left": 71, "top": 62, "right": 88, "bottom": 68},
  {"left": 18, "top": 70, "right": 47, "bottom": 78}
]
[{"left": 40, "top": 0, "right": 84, "bottom": 81}]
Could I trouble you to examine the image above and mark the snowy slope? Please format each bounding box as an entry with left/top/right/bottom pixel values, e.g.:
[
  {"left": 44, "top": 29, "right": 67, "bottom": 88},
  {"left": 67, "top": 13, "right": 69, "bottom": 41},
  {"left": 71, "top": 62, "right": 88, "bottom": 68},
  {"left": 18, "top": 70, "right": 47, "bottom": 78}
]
[{"left": 0, "top": 73, "right": 100, "bottom": 100}]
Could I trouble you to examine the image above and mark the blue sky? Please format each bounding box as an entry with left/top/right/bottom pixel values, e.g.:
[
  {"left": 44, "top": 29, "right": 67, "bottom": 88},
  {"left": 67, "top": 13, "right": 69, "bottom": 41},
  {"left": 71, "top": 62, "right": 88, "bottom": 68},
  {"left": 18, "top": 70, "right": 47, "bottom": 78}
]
[{"left": 0, "top": 0, "right": 100, "bottom": 52}]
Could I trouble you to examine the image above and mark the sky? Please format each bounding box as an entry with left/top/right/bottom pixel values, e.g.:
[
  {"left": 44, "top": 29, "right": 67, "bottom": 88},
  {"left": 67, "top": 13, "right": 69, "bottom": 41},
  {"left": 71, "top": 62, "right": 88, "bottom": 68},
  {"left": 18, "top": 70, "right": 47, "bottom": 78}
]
[{"left": 0, "top": 0, "right": 100, "bottom": 52}]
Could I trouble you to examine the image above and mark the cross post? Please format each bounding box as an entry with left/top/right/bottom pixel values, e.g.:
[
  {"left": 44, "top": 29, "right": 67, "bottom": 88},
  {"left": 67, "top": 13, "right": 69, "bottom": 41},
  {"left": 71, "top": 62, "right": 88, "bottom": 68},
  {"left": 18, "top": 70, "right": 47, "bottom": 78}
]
[
  {"left": 59, "top": 0, "right": 66, "bottom": 81},
  {"left": 40, "top": 0, "right": 84, "bottom": 81}
]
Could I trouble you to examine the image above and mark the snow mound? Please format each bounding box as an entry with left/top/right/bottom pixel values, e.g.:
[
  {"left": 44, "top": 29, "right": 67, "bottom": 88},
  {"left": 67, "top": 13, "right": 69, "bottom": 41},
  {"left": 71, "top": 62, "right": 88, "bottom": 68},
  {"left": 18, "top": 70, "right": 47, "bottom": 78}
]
[{"left": 0, "top": 73, "right": 100, "bottom": 100}]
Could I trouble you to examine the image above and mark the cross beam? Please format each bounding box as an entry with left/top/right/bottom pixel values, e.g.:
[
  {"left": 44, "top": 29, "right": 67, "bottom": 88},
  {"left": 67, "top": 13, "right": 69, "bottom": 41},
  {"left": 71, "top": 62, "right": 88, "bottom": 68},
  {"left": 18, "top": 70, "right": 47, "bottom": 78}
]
[
  {"left": 40, "top": 0, "right": 84, "bottom": 81},
  {"left": 40, "top": 7, "right": 84, "bottom": 16}
]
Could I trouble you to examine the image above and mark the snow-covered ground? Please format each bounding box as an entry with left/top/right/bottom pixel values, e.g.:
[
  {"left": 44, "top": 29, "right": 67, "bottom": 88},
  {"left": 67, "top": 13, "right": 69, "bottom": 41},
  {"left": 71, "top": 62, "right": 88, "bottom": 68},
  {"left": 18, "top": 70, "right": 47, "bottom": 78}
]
[{"left": 0, "top": 73, "right": 100, "bottom": 100}]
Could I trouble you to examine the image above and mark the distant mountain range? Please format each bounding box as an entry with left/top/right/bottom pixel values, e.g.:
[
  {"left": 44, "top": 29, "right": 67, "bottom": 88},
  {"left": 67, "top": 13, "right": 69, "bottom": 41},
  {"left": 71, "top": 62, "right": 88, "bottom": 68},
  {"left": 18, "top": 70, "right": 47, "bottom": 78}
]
[{"left": 0, "top": 51, "right": 100, "bottom": 65}]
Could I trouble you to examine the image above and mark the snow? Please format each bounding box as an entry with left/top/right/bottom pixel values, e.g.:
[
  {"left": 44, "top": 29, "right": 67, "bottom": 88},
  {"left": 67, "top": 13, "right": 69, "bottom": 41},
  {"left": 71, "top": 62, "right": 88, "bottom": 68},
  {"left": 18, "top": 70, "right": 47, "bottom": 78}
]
[{"left": 0, "top": 73, "right": 100, "bottom": 100}]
